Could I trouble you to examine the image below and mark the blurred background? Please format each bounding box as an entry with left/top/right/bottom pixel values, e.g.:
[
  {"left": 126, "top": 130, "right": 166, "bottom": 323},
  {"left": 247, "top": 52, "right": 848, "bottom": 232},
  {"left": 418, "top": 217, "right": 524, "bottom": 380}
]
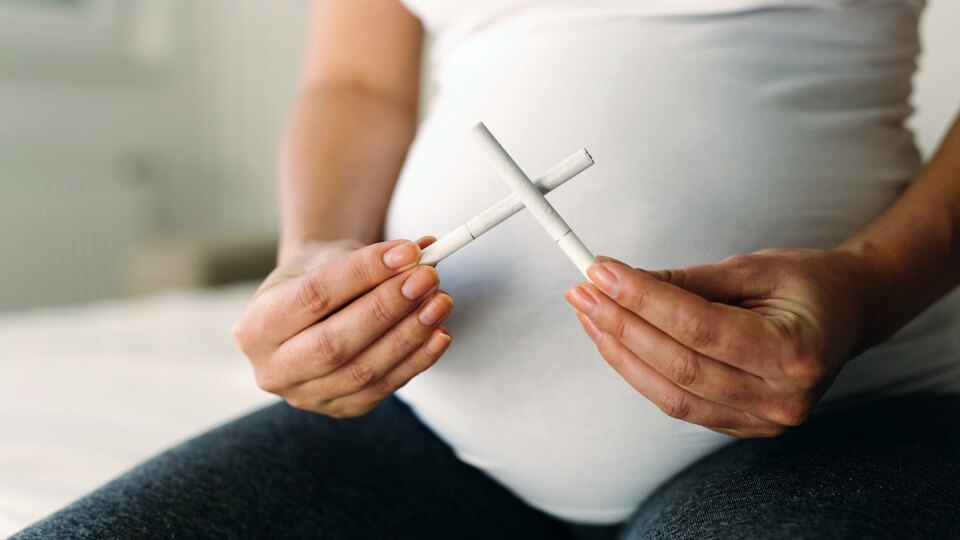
[
  {"left": 0, "top": 0, "right": 957, "bottom": 536},
  {"left": 0, "top": 0, "right": 306, "bottom": 312},
  {"left": 0, "top": 1, "right": 309, "bottom": 534}
]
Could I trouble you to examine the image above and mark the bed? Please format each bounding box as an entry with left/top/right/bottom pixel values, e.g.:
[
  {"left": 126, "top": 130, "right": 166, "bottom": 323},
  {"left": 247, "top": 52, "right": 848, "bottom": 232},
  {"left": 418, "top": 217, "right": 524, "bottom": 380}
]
[{"left": 0, "top": 284, "right": 275, "bottom": 536}]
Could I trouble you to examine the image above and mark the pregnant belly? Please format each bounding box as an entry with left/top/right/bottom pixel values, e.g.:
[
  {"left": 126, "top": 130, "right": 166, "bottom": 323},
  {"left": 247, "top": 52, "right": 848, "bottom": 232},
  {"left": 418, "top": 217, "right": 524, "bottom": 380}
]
[
  {"left": 385, "top": 4, "right": 926, "bottom": 523},
  {"left": 391, "top": 2, "right": 920, "bottom": 269}
]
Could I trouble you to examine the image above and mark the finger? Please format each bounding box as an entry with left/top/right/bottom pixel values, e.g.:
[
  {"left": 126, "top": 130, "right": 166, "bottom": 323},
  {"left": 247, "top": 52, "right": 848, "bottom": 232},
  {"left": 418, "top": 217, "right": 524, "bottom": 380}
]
[
  {"left": 644, "top": 258, "right": 776, "bottom": 304},
  {"left": 705, "top": 424, "right": 787, "bottom": 439},
  {"left": 249, "top": 239, "right": 423, "bottom": 344},
  {"left": 361, "top": 326, "right": 451, "bottom": 399},
  {"left": 596, "top": 255, "right": 630, "bottom": 266},
  {"left": 577, "top": 312, "right": 779, "bottom": 433},
  {"left": 301, "top": 327, "right": 452, "bottom": 418},
  {"left": 585, "top": 261, "right": 782, "bottom": 378},
  {"left": 415, "top": 236, "right": 437, "bottom": 249},
  {"left": 597, "top": 255, "right": 772, "bottom": 305},
  {"left": 273, "top": 265, "right": 440, "bottom": 383},
  {"left": 312, "top": 292, "right": 453, "bottom": 397},
  {"left": 567, "top": 284, "right": 767, "bottom": 411}
]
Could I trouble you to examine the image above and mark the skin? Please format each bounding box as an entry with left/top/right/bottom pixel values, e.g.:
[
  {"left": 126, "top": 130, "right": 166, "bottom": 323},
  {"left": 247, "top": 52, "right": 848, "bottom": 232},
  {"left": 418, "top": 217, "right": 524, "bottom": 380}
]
[
  {"left": 232, "top": 0, "right": 447, "bottom": 418},
  {"left": 566, "top": 115, "right": 960, "bottom": 437},
  {"left": 237, "top": 0, "right": 960, "bottom": 431}
]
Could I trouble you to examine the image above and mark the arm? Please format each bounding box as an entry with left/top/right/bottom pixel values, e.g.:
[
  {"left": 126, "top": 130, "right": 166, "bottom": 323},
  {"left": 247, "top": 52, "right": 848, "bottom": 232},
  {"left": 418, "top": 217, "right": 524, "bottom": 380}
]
[
  {"left": 234, "top": 1, "right": 455, "bottom": 419},
  {"left": 278, "top": 0, "right": 423, "bottom": 262},
  {"left": 837, "top": 113, "right": 960, "bottom": 346},
  {"left": 565, "top": 111, "right": 960, "bottom": 438}
]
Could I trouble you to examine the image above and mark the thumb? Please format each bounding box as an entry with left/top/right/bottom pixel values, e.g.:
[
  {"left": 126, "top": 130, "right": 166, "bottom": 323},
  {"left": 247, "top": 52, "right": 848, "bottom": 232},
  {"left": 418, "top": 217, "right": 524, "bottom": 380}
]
[
  {"left": 595, "top": 255, "right": 734, "bottom": 297},
  {"left": 648, "top": 261, "right": 767, "bottom": 304},
  {"left": 595, "top": 254, "right": 772, "bottom": 303},
  {"left": 415, "top": 236, "right": 437, "bottom": 249}
]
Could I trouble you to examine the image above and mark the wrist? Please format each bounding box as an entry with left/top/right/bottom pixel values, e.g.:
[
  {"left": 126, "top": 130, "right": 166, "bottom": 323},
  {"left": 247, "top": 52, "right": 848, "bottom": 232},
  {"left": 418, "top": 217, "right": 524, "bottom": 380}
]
[
  {"left": 832, "top": 241, "right": 898, "bottom": 353},
  {"left": 278, "top": 237, "right": 366, "bottom": 268},
  {"left": 279, "top": 236, "right": 367, "bottom": 265}
]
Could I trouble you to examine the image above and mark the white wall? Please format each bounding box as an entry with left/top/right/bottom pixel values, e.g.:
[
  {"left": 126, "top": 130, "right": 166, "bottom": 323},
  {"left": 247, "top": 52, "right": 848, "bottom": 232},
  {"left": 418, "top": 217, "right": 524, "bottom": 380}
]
[
  {"left": 0, "top": 0, "right": 307, "bottom": 230},
  {"left": 188, "top": 0, "right": 308, "bottom": 231},
  {"left": 0, "top": 0, "right": 307, "bottom": 310},
  {"left": 913, "top": 0, "right": 960, "bottom": 157}
]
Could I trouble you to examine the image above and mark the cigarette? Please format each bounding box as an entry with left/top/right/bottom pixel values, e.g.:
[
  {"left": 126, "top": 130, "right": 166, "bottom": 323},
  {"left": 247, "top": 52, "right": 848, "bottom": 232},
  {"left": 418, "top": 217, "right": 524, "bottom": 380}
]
[
  {"left": 420, "top": 147, "right": 594, "bottom": 266},
  {"left": 469, "top": 122, "right": 597, "bottom": 277}
]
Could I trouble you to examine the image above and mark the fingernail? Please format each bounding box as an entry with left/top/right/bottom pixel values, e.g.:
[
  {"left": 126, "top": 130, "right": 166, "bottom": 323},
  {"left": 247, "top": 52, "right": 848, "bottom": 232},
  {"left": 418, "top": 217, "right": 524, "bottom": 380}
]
[
  {"left": 596, "top": 255, "right": 627, "bottom": 265},
  {"left": 577, "top": 312, "right": 603, "bottom": 341},
  {"left": 588, "top": 264, "right": 619, "bottom": 296},
  {"left": 419, "top": 294, "right": 452, "bottom": 326},
  {"left": 383, "top": 241, "right": 420, "bottom": 269},
  {"left": 565, "top": 286, "right": 598, "bottom": 317},
  {"left": 424, "top": 330, "right": 452, "bottom": 356},
  {"left": 401, "top": 267, "right": 438, "bottom": 300},
  {"left": 415, "top": 236, "right": 437, "bottom": 247}
]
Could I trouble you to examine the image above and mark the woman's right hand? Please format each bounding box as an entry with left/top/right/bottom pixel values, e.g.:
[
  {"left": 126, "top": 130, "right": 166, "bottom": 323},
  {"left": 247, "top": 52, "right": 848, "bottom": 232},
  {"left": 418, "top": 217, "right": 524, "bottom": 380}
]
[{"left": 232, "top": 237, "right": 453, "bottom": 418}]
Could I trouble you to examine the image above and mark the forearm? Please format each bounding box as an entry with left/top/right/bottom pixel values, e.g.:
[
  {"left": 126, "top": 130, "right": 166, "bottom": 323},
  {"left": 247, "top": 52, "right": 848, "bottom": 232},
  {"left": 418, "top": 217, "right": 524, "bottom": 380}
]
[
  {"left": 277, "top": 83, "right": 418, "bottom": 263},
  {"left": 837, "top": 111, "right": 960, "bottom": 346}
]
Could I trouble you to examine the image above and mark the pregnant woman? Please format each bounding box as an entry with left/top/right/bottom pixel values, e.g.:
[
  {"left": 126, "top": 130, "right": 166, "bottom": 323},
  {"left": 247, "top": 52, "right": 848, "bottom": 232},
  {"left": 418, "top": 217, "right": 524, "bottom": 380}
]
[{"left": 16, "top": 0, "right": 960, "bottom": 538}]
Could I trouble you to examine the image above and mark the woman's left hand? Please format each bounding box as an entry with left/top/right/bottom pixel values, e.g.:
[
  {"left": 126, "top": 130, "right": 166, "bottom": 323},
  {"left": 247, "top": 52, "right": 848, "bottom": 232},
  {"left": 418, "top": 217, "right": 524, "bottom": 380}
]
[{"left": 565, "top": 248, "right": 873, "bottom": 438}]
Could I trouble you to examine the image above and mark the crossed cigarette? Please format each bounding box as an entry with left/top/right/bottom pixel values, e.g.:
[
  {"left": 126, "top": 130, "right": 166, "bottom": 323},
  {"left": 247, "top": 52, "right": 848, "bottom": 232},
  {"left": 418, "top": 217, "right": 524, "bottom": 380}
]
[{"left": 421, "top": 122, "right": 596, "bottom": 277}]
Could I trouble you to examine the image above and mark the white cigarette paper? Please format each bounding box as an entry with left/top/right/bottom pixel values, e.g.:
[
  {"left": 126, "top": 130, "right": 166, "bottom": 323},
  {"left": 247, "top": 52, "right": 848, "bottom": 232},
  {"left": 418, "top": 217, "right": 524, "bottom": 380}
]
[
  {"left": 420, "top": 148, "right": 594, "bottom": 266},
  {"left": 470, "top": 122, "right": 597, "bottom": 277}
]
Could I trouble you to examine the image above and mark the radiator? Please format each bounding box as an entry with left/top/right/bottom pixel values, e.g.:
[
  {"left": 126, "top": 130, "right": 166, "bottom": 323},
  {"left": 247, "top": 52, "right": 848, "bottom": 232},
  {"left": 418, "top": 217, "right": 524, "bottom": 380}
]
[{"left": 0, "top": 160, "right": 152, "bottom": 311}]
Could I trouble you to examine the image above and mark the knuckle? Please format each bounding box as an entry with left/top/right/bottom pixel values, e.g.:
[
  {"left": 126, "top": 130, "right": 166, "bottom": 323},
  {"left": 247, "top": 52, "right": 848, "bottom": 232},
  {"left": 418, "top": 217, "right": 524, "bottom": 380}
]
[
  {"left": 350, "top": 403, "right": 376, "bottom": 418},
  {"left": 323, "top": 405, "right": 350, "bottom": 419},
  {"left": 370, "top": 375, "right": 396, "bottom": 397},
  {"left": 345, "top": 362, "right": 377, "bottom": 389},
  {"left": 231, "top": 314, "right": 263, "bottom": 353},
  {"left": 325, "top": 403, "right": 370, "bottom": 419},
  {"left": 392, "top": 327, "right": 425, "bottom": 355},
  {"left": 659, "top": 268, "right": 687, "bottom": 288},
  {"left": 779, "top": 352, "right": 824, "bottom": 388},
  {"left": 354, "top": 249, "right": 382, "bottom": 282},
  {"left": 678, "top": 315, "right": 716, "bottom": 349},
  {"left": 254, "top": 368, "right": 285, "bottom": 394},
  {"left": 295, "top": 275, "right": 332, "bottom": 315},
  {"left": 721, "top": 253, "right": 752, "bottom": 267},
  {"left": 368, "top": 292, "right": 396, "bottom": 325},
  {"left": 628, "top": 287, "right": 651, "bottom": 315},
  {"left": 666, "top": 348, "right": 700, "bottom": 387},
  {"left": 712, "top": 427, "right": 744, "bottom": 438},
  {"left": 313, "top": 326, "right": 346, "bottom": 367},
  {"left": 603, "top": 342, "right": 629, "bottom": 371},
  {"left": 230, "top": 319, "right": 247, "bottom": 346},
  {"left": 736, "top": 427, "right": 781, "bottom": 439},
  {"left": 660, "top": 390, "right": 693, "bottom": 420},
  {"left": 612, "top": 315, "right": 630, "bottom": 341},
  {"left": 755, "top": 248, "right": 789, "bottom": 258},
  {"left": 401, "top": 353, "right": 440, "bottom": 386},
  {"left": 745, "top": 421, "right": 790, "bottom": 438},
  {"left": 284, "top": 395, "right": 312, "bottom": 412},
  {"left": 762, "top": 424, "right": 790, "bottom": 438},
  {"left": 769, "top": 400, "right": 812, "bottom": 427}
]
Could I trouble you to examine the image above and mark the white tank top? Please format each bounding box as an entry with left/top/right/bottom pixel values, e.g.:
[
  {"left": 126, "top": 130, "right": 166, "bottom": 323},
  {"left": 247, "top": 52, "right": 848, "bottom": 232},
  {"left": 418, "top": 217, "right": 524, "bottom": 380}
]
[{"left": 387, "top": 0, "right": 958, "bottom": 524}]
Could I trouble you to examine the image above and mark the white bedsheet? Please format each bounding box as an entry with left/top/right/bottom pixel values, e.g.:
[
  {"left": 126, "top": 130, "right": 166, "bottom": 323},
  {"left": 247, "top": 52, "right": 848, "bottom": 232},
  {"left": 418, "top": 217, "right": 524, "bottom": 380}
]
[{"left": 0, "top": 284, "right": 274, "bottom": 537}]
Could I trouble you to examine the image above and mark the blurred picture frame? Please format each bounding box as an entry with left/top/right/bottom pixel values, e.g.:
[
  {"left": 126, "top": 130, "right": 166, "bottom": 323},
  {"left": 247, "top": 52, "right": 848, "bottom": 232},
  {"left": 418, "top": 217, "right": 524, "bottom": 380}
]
[{"left": 0, "top": 0, "right": 175, "bottom": 77}]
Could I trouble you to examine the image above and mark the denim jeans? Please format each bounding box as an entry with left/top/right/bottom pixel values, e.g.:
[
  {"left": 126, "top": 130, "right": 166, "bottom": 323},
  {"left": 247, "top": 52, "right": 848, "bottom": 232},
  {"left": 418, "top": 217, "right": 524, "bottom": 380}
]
[{"left": 13, "top": 394, "right": 960, "bottom": 539}]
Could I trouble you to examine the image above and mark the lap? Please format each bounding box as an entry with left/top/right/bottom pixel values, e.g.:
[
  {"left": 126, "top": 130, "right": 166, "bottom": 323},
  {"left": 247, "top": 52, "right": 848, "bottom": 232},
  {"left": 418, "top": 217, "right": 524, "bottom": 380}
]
[
  {"left": 15, "top": 391, "right": 960, "bottom": 539},
  {"left": 13, "top": 397, "right": 568, "bottom": 540},
  {"left": 620, "top": 393, "right": 960, "bottom": 539}
]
